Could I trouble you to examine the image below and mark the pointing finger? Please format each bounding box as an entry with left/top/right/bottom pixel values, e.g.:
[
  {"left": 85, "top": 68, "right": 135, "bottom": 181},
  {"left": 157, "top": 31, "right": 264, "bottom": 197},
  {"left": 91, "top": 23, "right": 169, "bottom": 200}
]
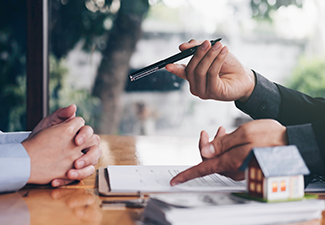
[
  {"left": 170, "top": 159, "right": 220, "bottom": 186},
  {"left": 179, "top": 39, "right": 203, "bottom": 51}
]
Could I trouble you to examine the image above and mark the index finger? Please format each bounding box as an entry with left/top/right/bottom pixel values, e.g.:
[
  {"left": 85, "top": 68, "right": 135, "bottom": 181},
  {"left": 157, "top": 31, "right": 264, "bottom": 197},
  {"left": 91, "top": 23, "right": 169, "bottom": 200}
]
[
  {"left": 170, "top": 143, "right": 253, "bottom": 185},
  {"left": 61, "top": 117, "right": 85, "bottom": 137},
  {"left": 170, "top": 158, "right": 221, "bottom": 186},
  {"left": 179, "top": 39, "right": 203, "bottom": 51}
]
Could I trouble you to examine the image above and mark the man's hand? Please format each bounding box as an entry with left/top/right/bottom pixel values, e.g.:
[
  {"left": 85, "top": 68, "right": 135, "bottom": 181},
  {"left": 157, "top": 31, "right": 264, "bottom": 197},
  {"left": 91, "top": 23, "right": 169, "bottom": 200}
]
[
  {"left": 170, "top": 119, "right": 288, "bottom": 186},
  {"left": 22, "top": 117, "right": 101, "bottom": 185},
  {"left": 165, "top": 39, "right": 255, "bottom": 103},
  {"left": 28, "top": 105, "right": 102, "bottom": 186}
]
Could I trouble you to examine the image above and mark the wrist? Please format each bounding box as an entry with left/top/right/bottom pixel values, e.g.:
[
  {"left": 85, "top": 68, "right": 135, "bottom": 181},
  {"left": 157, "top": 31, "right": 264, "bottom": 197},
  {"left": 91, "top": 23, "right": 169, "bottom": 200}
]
[
  {"left": 21, "top": 140, "right": 35, "bottom": 184},
  {"left": 238, "top": 69, "right": 256, "bottom": 103}
]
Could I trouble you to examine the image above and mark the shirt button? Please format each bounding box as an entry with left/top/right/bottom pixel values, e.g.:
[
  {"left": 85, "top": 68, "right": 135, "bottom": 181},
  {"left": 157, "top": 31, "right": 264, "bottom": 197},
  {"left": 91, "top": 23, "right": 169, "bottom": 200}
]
[{"left": 259, "top": 103, "right": 267, "bottom": 111}]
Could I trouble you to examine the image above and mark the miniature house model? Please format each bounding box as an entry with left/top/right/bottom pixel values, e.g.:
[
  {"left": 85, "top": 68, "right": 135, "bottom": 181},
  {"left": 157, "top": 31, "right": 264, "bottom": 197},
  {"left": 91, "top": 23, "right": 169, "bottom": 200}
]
[{"left": 240, "top": 145, "right": 310, "bottom": 201}]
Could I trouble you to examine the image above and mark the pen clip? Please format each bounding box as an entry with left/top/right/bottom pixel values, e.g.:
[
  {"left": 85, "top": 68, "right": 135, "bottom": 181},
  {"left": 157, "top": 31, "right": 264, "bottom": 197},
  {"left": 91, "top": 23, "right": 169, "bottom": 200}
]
[{"left": 129, "top": 67, "right": 160, "bottom": 81}]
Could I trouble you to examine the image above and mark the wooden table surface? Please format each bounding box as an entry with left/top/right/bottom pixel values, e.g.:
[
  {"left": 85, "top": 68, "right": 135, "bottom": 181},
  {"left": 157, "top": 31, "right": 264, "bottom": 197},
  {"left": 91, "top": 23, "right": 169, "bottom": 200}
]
[{"left": 2, "top": 135, "right": 325, "bottom": 225}]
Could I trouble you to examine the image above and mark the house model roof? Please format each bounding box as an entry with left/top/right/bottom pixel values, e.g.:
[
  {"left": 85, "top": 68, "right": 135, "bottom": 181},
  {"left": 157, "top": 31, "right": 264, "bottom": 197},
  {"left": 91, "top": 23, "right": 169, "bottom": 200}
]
[{"left": 240, "top": 145, "right": 310, "bottom": 178}]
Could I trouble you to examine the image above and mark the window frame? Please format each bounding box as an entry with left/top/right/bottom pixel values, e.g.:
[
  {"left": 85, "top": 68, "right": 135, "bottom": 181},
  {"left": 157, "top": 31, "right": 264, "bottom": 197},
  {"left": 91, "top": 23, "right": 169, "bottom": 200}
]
[{"left": 26, "top": 0, "right": 49, "bottom": 130}]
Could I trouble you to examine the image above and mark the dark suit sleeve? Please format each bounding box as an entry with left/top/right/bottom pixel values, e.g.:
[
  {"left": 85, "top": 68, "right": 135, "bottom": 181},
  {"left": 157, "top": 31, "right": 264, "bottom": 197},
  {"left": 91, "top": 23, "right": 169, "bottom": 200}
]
[
  {"left": 235, "top": 71, "right": 325, "bottom": 176},
  {"left": 276, "top": 83, "right": 325, "bottom": 176},
  {"left": 277, "top": 84, "right": 325, "bottom": 125}
]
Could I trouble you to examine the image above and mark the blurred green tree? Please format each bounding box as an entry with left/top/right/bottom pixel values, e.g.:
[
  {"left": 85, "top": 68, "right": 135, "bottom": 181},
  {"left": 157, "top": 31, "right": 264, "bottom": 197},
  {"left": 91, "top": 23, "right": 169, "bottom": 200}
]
[
  {"left": 51, "top": 0, "right": 150, "bottom": 134},
  {"left": 287, "top": 56, "right": 325, "bottom": 97},
  {"left": 250, "top": 0, "right": 303, "bottom": 19}
]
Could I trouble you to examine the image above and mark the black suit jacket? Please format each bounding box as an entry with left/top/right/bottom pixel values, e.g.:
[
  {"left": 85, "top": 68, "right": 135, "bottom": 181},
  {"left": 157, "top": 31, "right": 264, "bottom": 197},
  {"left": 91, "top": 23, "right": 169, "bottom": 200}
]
[{"left": 277, "top": 84, "right": 325, "bottom": 163}]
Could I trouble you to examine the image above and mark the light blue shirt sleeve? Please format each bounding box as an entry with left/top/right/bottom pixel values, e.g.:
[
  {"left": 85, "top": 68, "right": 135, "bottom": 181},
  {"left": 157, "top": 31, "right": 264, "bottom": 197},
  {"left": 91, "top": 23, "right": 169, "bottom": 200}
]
[{"left": 0, "top": 131, "right": 31, "bottom": 193}]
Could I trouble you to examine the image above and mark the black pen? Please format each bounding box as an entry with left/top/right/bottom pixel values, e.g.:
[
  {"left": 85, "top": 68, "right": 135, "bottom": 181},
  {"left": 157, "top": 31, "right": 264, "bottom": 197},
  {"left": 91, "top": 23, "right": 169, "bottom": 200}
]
[{"left": 129, "top": 37, "right": 222, "bottom": 81}]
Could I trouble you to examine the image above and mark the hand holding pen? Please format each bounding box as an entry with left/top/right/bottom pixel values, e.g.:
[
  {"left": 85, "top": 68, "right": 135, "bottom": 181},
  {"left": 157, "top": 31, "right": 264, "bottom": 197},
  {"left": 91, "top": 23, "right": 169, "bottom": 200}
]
[
  {"left": 129, "top": 38, "right": 222, "bottom": 81},
  {"left": 165, "top": 39, "right": 256, "bottom": 103}
]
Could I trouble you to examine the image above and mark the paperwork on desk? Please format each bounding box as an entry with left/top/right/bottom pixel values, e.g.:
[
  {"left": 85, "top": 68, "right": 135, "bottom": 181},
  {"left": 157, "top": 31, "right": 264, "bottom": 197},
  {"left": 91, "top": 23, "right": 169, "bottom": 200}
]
[
  {"left": 107, "top": 165, "right": 246, "bottom": 193},
  {"left": 142, "top": 193, "right": 325, "bottom": 225}
]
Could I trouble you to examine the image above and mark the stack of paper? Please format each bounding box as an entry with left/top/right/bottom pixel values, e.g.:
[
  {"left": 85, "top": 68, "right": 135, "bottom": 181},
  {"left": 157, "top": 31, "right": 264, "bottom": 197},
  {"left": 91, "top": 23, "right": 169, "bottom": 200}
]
[{"left": 142, "top": 193, "right": 325, "bottom": 225}]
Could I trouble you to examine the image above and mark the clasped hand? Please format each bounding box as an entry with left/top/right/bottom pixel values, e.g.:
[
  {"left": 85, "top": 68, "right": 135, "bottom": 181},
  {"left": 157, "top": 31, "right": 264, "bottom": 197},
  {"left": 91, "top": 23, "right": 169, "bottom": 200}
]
[{"left": 22, "top": 105, "right": 102, "bottom": 187}]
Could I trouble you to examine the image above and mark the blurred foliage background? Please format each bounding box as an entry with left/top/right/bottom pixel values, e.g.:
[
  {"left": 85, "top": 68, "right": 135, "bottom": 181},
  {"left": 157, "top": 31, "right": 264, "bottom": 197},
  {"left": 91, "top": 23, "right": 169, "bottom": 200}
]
[
  {"left": 1, "top": 0, "right": 324, "bottom": 132},
  {"left": 287, "top": 56, "right": 325, "bottom": 97}
]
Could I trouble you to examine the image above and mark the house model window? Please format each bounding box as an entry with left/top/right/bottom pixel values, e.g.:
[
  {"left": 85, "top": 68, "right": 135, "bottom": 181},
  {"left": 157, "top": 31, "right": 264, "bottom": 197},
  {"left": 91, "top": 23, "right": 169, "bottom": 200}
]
[{"left": 240, "top": 145, "right": 310, "bottom": 202}]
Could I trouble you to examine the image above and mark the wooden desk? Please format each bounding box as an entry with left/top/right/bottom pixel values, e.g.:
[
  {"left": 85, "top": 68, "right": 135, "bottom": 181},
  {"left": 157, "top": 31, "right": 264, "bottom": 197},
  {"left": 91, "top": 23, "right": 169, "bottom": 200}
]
[{"left": 2, "top": 135, "right": 325, "bottom": 225}]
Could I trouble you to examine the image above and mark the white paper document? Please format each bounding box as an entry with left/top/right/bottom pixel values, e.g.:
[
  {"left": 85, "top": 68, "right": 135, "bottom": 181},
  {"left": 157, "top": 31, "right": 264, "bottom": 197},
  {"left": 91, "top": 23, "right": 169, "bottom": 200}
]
[
  {"left": 107, "top": 165, "right": 246, "bottom": 193},
  {"left": 143, "top": 193, "right": 325, "bottom": 225}
]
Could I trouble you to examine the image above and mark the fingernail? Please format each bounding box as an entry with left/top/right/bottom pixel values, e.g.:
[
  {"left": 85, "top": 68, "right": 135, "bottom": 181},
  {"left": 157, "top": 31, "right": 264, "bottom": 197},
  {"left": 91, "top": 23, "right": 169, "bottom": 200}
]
[
  {"left": 70, "top": 171, "right": 78, "bottom": 179},
  {"left": 53, "top": 180, "right": 60, "bottom": 187},
  {"left": 77, "top": 136, "right": 84, "bottom": 145},
  {"left": 200, "top": 41, "right": 209, "bottom": 50},
  {"left": 77, "top": 160, "right": 85, "bottom": 168},
  {"left": 171, "top": 181, "right": 180, "bottom": 186},
  {"left": 221, "top": 46, "right": 228, "bottom": 54},
  {"left": 212, "top": 42, "right": 221, "bottom": 50},
  {"left": 203, "top": 144, "right": 215, "bottom": 155}
]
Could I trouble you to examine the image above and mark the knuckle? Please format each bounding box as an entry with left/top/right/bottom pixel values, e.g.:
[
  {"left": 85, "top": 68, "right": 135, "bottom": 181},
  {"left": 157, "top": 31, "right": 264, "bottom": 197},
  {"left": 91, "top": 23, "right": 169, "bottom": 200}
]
[
  {"left": 207, "top": 68, "right": 215, "bottom": 78},
  {"left": 197, "top": 90, "right": 205, "bottom": 98},
  {"left": 214, "top": 140, "right": 223, "bottom": 154},
  {"left": 93, "top": 134, "right": 101, "bottom": 144},
  {"left": 194, "top": 68, "right": 204, "bottom": 77},
  {"left": 84, "top": 125, "right": 93, "bottom": 134},
  {"left": 239, "top": 124, "right": 250, "bottom": 139},
  {"left": 77, "top": 116, "right": 85, "bottom": 125},
  {"left": 205, "top": 90, "right": 212, "bottom": 99},
  {"left": 98, "top": 146, "right": 103, "bottom": 157},
  {"left": 189, "top": 87, "right": 197, "bottom": 96},
  {"left": 65, "top": 125, "right": 75, "bottom": 136},
  {"left": 89, "top": 165, "right": 96, "bottom": 174},
  {"left": 92, "top": 158, "right": 99, "bottom": 166},
  {"left": 233, "top": 161, "right": 242, "bottom": 170}
]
